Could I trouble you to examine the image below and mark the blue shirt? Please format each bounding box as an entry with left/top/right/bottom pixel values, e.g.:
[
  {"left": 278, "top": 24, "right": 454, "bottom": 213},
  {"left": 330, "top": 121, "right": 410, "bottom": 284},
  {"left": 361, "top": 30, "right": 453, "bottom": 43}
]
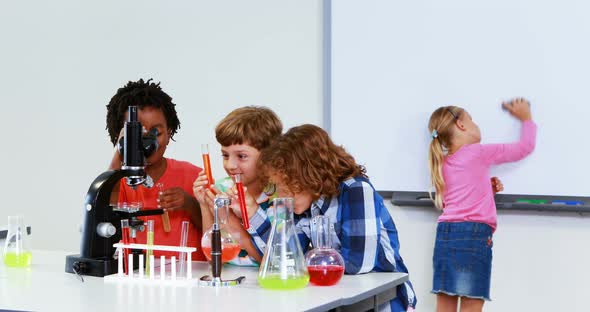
[{"left": 247, "top": 176, "right": 417, "bottom": 311}]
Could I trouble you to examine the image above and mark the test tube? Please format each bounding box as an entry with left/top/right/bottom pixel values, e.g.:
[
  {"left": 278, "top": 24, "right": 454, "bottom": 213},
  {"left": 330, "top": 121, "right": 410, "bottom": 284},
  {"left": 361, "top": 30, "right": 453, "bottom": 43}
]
[
  {"left": 171, "top": 256, "right": 177, "bottom": 280},
  {"left": 118, "top": 248, "right": 124, "bottom": 277},
  {"left": 128, "top": 253, "right": 134, "bottom": 278},
  {"left": 160, "top": 256, "right": 165, "bottom": 280},
  {"left": 138, "top": 254, "right": 144, "bottom": 279},
  {"left": 234, "top": 174, "right": 250, "bottom": 229},
  {"left": 178, "top": 221, "right": 190, "bottom": 278},
  {"left": 149, "top": 255, "right": 155, "bottom": 279},
  {"left": 121, "top": 219, "right": 131, "bottom": 275},
  {"left": 201, "top": 144, "right": 215, "bottom": 188},
  {"left": 157, "top": 183, "right": 171, "bottom": 232},
  {"left": 145, "top": 219, "right": 154, "bottom": 277}
]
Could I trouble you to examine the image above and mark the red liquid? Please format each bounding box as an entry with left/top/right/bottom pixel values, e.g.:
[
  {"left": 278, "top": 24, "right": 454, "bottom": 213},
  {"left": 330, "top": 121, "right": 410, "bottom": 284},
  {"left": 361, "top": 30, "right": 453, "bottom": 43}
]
[
  {"left": 202, "top": 153, "right": 215, "bottom": 187},
  {"left": 201, "top": 243, "right": 241, "bottom": 263},
  {"left": 121, "top": 227, "right": 131, "bottom": 275},
  {"left": 308, "top": 265, "right": 344, "bottom": 286},
  {"left": 235, "top": 181, "right": 250, "bottom": 229}
]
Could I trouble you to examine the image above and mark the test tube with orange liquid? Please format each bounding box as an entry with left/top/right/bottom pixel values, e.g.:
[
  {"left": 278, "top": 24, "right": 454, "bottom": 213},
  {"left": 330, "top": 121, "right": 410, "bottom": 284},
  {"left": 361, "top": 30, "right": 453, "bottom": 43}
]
[
  {"left": 157, "top": 183, "right": 171, "bottom": 232},
  {"left": 201, "top": 144, "right": 215, "bottom": 189}
]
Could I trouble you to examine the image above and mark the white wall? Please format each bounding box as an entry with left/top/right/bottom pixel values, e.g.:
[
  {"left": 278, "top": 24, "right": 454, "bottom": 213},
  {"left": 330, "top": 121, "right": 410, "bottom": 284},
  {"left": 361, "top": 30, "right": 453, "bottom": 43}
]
[
  {"left": 0, "top": 0, "right": 323, "bottom": 252},
  {"left": 389, "top": 202, "right": 590, "bottom": 311}
]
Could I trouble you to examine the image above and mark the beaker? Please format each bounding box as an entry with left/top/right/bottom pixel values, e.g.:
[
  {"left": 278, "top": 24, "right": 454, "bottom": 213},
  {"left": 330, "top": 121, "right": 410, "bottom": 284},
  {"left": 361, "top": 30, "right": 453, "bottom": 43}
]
[
  {"left": 305, "top": 215, "right": 345, "bottom": 286},
  {"left": 201, "top": 195, "right": 241, "bottom": 263},
  {"left": 3, "top": 216, "right": 32, "bottom": 268},
  {"left": 258, "top": 198, "right": 309, "bottom": 290}
]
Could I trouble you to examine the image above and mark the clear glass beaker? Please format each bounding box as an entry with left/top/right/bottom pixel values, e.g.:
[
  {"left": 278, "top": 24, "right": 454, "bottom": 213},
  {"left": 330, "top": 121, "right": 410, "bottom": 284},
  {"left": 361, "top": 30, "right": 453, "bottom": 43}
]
[
  {"left": 3, "top": 215, "right": 32, "bottom": 267},
  {"left": 258, "top": 198, "right": 309, "bottom": 290},
  {"left": 201, "top": 195, "right": 241, "bottom": 263},
  {"left": 305, "top": 215, "right": 345, "bottom": 286}
]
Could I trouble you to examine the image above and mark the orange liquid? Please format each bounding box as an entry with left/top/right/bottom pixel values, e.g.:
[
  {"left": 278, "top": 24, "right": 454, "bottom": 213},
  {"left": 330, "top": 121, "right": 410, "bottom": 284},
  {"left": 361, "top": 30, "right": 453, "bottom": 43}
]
[
  {"left": 202, "top": 153, "right": 215, "bottom": 187},
  {"left": 201, "top": 243, "right": 241, "bottom": 263}
]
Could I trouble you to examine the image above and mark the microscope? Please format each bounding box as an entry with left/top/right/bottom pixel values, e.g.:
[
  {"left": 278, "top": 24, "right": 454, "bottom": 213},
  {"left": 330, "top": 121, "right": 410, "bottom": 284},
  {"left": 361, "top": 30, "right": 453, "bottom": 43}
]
[{"left": 65, "top": 106, "right": 163, "bottom": 277}]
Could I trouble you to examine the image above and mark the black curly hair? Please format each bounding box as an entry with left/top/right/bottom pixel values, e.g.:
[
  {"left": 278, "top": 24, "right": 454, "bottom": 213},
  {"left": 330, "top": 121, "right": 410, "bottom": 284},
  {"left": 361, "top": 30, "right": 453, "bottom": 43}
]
[{"left": 106, "top": 78, "right": 180, "bottom": 145}]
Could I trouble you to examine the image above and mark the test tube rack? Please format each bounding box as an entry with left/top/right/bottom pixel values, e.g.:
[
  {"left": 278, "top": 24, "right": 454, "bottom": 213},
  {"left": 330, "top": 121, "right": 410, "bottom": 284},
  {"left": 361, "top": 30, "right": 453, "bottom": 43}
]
[{"left": 104, "top": 242, "right": 197, "bottom": 285}]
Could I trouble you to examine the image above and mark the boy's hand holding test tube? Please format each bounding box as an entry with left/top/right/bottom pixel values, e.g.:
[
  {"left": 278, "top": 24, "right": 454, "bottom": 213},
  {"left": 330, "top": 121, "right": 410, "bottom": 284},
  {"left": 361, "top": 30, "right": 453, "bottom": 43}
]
[
  {"left": 156, "top": 183, "right": 171, "bottom": 232},
  {"left": 225, "top": 178, "right": 258, "bottom": 229},
  {"left": 192, "top": 172, "right": 218, "bottom": 212},
  {"left": 157, "top": 182, "right": 197, "bottom": 231}
]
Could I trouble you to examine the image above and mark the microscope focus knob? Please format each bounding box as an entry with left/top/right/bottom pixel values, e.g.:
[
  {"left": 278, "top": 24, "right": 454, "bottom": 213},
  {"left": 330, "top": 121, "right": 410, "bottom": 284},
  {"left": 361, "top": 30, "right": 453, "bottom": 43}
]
[{"left": 96, "top": 222, "right": 117, "bottom": 238}]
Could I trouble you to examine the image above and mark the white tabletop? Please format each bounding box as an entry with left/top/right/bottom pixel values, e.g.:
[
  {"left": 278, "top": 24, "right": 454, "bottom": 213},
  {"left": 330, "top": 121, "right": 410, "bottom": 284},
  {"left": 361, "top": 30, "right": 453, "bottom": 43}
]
[{"left": 0, "top": 250, "right": 408, "bottom": 312}]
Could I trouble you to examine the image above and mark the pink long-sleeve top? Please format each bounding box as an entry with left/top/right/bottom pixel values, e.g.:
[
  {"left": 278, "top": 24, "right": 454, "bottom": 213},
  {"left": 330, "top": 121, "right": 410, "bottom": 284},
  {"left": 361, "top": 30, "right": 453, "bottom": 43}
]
[{"left": 438, "top": 120, "right": 537, "bottom": 230}]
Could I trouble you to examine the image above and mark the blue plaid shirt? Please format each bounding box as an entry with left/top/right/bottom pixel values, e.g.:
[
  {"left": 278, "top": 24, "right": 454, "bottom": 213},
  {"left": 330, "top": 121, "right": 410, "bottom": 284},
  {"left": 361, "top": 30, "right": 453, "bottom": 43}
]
[{"left": 247, "top": 176, "right": 417, "bottom": 311}]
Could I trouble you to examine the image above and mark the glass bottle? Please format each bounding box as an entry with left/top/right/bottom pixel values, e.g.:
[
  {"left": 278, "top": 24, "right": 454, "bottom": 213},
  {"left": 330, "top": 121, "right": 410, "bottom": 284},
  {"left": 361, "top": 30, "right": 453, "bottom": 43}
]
[
  {"left": 258, "top": 198, "right": 309, "bottom": 290},
  {"left": 201, "top": 195, "right": 241, "bottom": 263},
  {"left": 305, "top": 215, "right": 345, "bottom": 286},
  {"left": 3, "top": 215, "right": 32, "bottom": 268}
]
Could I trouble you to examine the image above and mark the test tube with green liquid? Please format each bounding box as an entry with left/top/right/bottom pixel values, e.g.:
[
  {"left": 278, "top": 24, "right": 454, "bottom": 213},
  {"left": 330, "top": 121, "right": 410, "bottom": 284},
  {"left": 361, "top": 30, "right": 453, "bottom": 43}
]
[{"left": 145, "top": 220, "right": 154, "bottom": 277}]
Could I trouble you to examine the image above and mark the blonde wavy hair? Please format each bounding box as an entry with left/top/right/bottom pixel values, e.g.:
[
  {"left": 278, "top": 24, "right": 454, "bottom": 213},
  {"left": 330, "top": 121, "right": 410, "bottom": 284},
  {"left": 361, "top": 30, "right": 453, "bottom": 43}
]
[{"left": 428, "top": 106, "right": 464, "bottom": 209}]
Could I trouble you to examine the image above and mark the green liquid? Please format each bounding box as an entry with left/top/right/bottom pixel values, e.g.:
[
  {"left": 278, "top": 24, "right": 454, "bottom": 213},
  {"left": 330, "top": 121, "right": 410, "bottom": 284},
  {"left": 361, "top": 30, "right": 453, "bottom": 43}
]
[
  {"left": 258, "top": 275, "right": 310, "bottom": 290},
  {"left": 145, "top": 232, "right": 154, "bottom": 276},
  {"left": 3, "top": 251, "right": 32, "bottom": 267}
]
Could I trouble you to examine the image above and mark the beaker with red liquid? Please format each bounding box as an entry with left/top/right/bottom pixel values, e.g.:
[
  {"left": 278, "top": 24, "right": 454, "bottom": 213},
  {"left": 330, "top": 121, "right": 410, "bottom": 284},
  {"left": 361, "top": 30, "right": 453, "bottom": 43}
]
[{"left": 305, "top": 215, "right": 345, "bottom": 286}]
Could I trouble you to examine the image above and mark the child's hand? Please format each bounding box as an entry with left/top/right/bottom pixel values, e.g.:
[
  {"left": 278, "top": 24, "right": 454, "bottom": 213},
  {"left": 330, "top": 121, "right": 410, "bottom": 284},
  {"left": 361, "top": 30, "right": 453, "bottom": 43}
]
[
  {"left": 226, "top": 185, "right": 258, "bottom": 220},
  {"left": 192, "top": 171, "right": 217, "bottom": 210},
  {"left": 502, "top": 97, "right": 532, "bottom": 121},
  {"left": 158, "top": 187, "right": 190, "bottom": 211},
  {"left": 491, "top": 176, "right": 504, "bottom": 193}
]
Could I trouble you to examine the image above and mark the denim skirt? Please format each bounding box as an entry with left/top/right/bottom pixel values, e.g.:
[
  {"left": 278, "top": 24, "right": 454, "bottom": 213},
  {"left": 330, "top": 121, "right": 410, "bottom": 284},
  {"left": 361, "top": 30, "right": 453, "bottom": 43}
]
[{"left": 431, "top": 222, "right": 493, "bottom": 301}]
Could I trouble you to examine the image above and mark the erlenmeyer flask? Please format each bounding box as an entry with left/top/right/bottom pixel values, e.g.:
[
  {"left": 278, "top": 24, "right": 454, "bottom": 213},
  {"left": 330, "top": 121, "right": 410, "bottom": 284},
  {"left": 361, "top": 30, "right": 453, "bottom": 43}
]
[
  {"left": 258, "top": 197, "right": 309, "bottom": 289},
  {"left": 3, "top": 216, "right": 32, "bottom": 267},
  {"left": 201, "top": 195, "right": 241, "bottom": 263},
  {"left": 305, "top": 215, "right": 345, "bottom": 286}
]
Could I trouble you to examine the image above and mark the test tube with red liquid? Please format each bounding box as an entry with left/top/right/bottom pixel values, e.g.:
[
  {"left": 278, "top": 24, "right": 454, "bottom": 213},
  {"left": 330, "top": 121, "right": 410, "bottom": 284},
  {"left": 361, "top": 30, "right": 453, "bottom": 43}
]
[
  {"left": 233, "top": 173, "right": 250, "bottom": 229},
  {"left": 120, "top": 219, "right": 131, "bottom": 275},
  {"left": 201, "top": 144, "right": 215, "bottom": 190}
]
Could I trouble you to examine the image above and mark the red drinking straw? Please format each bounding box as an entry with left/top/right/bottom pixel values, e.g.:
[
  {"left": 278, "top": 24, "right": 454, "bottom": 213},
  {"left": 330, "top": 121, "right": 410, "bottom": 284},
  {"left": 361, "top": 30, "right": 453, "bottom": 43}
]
[{"left": 234, "top": 173, "right": 250, "bottom": 229}]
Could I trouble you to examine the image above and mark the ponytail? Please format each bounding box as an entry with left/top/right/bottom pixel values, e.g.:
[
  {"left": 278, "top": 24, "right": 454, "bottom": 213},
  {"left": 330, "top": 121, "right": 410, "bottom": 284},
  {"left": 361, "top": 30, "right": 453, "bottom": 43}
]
[
  {"left": 428, "top": 138, "right": 445, "bottom": 209},
  {"left": 427, "top": 106, "right": 464, "bottom": 210}
]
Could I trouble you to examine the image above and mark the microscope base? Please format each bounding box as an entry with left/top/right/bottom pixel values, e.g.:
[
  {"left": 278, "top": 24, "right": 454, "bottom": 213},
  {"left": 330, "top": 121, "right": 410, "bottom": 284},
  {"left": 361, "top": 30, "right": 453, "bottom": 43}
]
[{"left": 65, "top": 254, "right": 131, "bottom": 277}]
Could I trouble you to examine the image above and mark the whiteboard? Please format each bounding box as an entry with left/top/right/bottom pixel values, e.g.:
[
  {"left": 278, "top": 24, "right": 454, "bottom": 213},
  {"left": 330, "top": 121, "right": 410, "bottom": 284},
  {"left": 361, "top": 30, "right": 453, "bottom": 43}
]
[{"left": 331, "top": 0, "right": 589, "bottom": 196}]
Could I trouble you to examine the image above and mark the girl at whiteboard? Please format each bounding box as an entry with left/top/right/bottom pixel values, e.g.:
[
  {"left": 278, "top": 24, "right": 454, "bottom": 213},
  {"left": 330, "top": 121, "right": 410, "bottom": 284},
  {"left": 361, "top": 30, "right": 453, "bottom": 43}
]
[
  {"left": 252, "top": 124, "right": 417, "bottom": 311},
  {"left": 427, "top": 98, "right": 536, "bottom": 311}
]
